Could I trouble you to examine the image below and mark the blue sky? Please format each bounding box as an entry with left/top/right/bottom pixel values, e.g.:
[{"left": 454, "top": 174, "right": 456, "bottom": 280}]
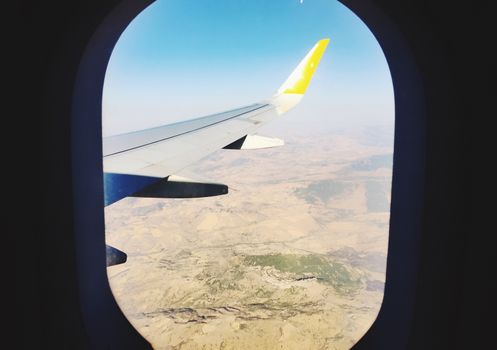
[{"left": 103, "top": 0, "right": 394, "bottom": 137}]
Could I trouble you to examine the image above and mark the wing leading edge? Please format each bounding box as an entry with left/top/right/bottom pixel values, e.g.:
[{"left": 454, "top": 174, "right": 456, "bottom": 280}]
[{"left": 103, "top": 38, "right": 330, "bottom": 206}]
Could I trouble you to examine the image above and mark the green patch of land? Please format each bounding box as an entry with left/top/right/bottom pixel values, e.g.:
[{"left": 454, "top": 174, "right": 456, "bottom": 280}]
[
  {"left": 365, "top": 181, "right": 390, "bottom": 212},
  {"left": 349, "top": 154, "right": 393, "bottom": 171},
  {"left": 328, "top": 247, "right": 387, "bottom": 274},
  {"left": 295, "top": 180, "right": 352, "bottom": 204},
  {"left": 244, "top": 253, "right": 362, "bottom": 294}
]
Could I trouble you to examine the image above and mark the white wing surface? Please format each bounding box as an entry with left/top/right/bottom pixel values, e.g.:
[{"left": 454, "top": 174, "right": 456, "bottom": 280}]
[{"left": 103, "top": 39, "right": 329, "bottom": 206}]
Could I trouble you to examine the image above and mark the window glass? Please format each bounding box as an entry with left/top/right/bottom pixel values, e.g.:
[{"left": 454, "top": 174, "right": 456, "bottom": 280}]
[{"left": 103, "top": 1, "right": 394, "bottom": 348}]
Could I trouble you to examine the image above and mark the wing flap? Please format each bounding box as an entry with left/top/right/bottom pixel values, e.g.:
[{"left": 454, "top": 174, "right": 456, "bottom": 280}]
[
  {"left": 223, "top": 134, "right": 284, "bottom": 150},
  {"left": 134, "top": 177, "right": 228, "bottom": 199}
]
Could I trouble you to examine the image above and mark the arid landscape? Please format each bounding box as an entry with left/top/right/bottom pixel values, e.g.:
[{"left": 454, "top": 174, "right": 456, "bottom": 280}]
[{"left": 105, "top": 123, "right": 394, "bottom": 350}]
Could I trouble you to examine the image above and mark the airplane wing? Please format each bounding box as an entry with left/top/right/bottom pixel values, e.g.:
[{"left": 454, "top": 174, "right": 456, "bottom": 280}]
[{"left": 103, "top": 39, "right": 329, "bottom": 207}]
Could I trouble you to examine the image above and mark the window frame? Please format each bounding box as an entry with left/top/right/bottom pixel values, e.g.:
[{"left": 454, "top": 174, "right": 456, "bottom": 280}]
[{"left": 71, "top": 0, "right": 426, "bottom": 347}]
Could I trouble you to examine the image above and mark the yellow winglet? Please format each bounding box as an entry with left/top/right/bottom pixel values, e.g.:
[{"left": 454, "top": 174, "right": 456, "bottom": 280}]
[{"left": 277, "top": 38, "right": 330, "bottom": 95}]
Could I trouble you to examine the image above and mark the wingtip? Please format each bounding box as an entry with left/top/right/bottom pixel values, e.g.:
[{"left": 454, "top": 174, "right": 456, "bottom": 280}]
[
  {"left": 316, "top": 38, "right": 330, "bottom": 54},
  {"left": 271, "top": 39, "right": 330, "bottom": 114},
  {"left": 276, "top": 38, "right": 330, "bottom": 96}
]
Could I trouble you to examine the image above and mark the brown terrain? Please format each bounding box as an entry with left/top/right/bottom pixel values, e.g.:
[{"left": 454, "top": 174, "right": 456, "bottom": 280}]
[{"left": 105, "top": 123, "right": 393, "bottom": 350}]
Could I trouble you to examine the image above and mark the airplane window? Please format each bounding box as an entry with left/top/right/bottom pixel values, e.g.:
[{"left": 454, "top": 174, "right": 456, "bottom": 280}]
[{"left": 102, "top": 1, "right": 394, "bottom": 349}]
